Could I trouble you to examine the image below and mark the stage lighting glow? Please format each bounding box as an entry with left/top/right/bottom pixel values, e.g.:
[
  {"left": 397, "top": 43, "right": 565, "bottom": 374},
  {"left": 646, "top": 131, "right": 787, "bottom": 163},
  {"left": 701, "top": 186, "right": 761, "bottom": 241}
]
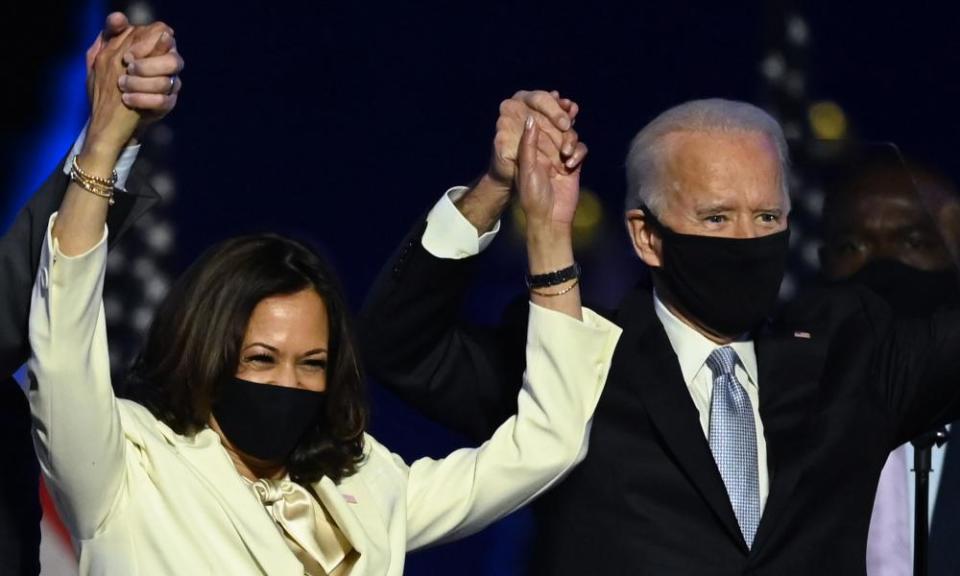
[
  {"left": 808, "top": 101, "right": 848, "bottom": 140},
  {"left": 511, "top": 187, "right": 604, "bottom": 247}
]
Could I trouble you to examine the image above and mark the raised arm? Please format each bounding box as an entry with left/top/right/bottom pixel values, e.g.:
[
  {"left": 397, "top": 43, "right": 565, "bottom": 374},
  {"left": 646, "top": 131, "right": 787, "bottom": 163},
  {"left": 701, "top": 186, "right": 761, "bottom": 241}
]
[
  {"left": 0, "top": 12, "right": 182, "bottom": 380},
  {"left": 27, "top": 21, "right": 180, "bottom": 539},
  {"left": 359, "top": 90, "right": 587, "bottom": 441},
  {"left": 395, "top": 113, "right": 619, "bottom": 549}
]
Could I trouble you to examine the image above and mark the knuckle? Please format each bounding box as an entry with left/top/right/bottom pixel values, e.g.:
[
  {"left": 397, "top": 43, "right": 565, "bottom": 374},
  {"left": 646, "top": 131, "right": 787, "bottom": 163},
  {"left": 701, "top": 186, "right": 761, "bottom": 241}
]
[
  {"left": 530, "top": 91, "right": 550, "bottom": 105},
  {"left": 500, "top": 99, "right": 520, "bottom": 115}
]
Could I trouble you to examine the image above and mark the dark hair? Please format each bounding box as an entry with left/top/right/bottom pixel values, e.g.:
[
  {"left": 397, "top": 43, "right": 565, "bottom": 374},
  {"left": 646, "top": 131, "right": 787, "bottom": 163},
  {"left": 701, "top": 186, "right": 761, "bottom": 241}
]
[{"left": 126, "top": 234, "right": 367, "bottom": 484}]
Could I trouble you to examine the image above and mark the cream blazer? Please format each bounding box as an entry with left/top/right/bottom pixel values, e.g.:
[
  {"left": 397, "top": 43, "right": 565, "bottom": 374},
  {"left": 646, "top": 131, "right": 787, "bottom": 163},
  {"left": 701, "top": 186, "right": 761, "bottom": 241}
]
[{"left": 27, "top": 217, "right": 621, "bottom": 576}]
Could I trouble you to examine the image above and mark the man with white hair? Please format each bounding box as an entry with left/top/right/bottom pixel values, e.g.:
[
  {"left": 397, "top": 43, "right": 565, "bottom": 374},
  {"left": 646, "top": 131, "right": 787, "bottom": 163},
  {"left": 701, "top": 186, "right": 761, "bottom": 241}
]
[{"left": 360, "top": 91, "right": 960, "bottom": 574}]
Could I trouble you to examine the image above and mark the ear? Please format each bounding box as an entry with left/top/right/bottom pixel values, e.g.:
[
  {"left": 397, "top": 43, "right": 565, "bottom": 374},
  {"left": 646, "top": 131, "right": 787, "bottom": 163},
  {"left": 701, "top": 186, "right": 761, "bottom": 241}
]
[{"left": 625, "top": 209, "right": 663, "bottom": 268}]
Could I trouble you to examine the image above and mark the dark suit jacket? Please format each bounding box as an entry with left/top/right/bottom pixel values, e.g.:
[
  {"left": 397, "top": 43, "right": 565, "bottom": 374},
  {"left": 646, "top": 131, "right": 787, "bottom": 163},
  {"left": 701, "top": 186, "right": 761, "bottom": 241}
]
[
  {"left": 0, "top": 158, "right": 157, "bottom": 576},
  {"left": 359, "top": 221, "right": 960, "bottom": 576}
]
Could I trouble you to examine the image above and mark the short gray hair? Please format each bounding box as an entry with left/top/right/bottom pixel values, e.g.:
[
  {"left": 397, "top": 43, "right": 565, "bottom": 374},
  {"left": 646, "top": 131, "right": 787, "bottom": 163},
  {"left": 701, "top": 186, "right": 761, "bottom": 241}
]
[{"left": 624, "top": 98, "right": 790, "bottom": 215}]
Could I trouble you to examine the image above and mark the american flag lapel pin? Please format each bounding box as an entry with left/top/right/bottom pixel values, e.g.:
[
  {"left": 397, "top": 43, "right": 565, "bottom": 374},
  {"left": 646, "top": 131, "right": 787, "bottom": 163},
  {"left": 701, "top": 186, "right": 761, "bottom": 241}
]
[{"left": 793, "top": 331, "right": 812, "bottom": 339}]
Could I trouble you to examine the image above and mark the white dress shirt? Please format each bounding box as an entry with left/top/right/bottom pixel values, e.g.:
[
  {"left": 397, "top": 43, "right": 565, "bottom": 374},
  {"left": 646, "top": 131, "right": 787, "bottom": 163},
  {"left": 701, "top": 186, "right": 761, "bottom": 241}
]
[
  {"left": 653, "top": 295, "right": 770, "bottom": 510},
  {"left": 61, "top": 122, "right": 141, "bottom": 191},
  {"left": 421, "top": 187, "right": 770, "bottom": 511}
]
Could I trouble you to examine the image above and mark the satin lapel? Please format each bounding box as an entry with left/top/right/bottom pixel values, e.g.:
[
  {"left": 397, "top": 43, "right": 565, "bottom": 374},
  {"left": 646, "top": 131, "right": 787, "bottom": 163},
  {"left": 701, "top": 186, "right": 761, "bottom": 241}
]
[
  {"left": 312, "top": 475, "right": 389, "bottom": 569},
  {"left": 164, "top": 428, "right": 304, "bottom": 575},
  {"left": 106, "top": 166, "right": 161, "bottom": 247},
  {"left": 750, "top": 325, "right": 827, "bottom": 552},
  {"left": 622, "top": 294, "right": 747, "bottom": 549}
]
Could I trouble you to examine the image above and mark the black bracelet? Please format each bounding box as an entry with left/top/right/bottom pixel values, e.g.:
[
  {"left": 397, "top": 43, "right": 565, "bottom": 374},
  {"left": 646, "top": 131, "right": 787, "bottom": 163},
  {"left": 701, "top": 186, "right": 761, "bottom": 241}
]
[{"left": 525, "top": 262, "right": 581, "bottom": 289}]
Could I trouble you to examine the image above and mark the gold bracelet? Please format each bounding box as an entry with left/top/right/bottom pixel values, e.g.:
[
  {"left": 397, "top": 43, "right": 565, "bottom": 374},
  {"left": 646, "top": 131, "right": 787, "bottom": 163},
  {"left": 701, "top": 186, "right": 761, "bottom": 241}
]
[
  {"left": 71, "top": 156, "right": 117, "bottom": 186},
  {"left": 69, "top": 161, "right": 115, "bottom": 205},
  {"left": 529, "top": 277, "right": 580, "bottom": 297}
]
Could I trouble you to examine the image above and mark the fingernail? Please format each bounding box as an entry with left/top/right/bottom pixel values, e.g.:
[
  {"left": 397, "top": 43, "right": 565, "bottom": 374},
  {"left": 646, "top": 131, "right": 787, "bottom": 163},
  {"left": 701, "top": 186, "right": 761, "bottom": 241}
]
[
  {"left": 160, "top": 31, "right": 169, "bottom": 41},
  {"left": 558, "top": 116, "right": 571, "bottom": 130},
  {"left": 121, "top": 93, "right": 132, "bottom": 105},
  {"left": 127, "top": 63, "right": 135, "bottom": 73},
  {"left": 118, "top": 75, "right": 128, "bottom": 89},
  {"left": 566, "top": 158, "right": 577, "bottom": 168},
  {"left": 525, "top": 115, "right": 534, "bottom": 130},
  {"left": 122, "top": 52, "right": 133, "bottom": 65}
]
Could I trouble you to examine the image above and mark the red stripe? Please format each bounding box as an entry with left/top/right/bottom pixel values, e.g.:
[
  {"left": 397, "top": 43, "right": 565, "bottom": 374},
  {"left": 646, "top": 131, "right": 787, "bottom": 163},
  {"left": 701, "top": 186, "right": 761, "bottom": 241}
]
[{"left": 39, "top": 477, "right": 75, "bottom": 554}]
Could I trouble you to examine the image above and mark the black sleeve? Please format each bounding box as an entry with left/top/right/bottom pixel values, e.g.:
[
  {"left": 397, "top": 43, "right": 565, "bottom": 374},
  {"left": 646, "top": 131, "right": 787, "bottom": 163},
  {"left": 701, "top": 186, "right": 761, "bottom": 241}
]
[
  {"left": 0, "top": 156, "right": 158, "bottom": 379},
  {"left": 866, "top": 290, "right": 960, "bottom": 443},
  {"left": 358, "top": 219, "right": 528, "bottom": 443}
]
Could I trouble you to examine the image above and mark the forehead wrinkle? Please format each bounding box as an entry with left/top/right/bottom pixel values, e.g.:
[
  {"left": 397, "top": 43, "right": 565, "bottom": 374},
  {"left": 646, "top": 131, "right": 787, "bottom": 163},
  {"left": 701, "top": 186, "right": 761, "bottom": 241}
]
[{"left": 661, "top": 131, "right": 784, "bottom": 215}]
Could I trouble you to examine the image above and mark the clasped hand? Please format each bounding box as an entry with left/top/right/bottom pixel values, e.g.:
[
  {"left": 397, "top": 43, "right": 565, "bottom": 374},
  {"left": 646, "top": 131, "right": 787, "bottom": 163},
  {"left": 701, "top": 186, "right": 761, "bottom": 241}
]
[
  {"left": 488, "top": 90, "right": 588, "bottom": 237},
  {"left": 84, "top": 12, "right": 184, "bottom": 158}
]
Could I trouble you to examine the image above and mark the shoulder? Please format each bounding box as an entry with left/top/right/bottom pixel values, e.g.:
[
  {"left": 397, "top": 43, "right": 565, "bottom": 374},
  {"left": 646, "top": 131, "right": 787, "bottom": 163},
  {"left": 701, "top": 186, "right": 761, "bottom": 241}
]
[
  {"left": 115, "top": 399, "right": 193, "bottom": 448},
  {"left": 776, "top": 283, "right": 892, "bottom": 332},
  {"left": 338, "top": 434, "right": 408, "bottom": 512}
]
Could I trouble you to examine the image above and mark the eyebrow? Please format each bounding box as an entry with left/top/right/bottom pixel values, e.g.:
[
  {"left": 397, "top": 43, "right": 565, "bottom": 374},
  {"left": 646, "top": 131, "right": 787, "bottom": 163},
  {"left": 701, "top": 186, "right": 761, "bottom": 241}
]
[
  {"left": 694, "top": 204, "right": 736, "bottom": 216},
  {"left": 243, "top": 342, "right": 328, "bottom": 356},
  {"left": 692, "top": 205, "right": 784, "bottom": 216}
]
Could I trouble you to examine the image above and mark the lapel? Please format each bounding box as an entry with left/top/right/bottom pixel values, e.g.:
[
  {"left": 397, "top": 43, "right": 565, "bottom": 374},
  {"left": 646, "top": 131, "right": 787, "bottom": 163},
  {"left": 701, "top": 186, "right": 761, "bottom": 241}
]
[
  {"left": 619, "top": 289, "right": 748, "bottom": 550},
  {"left": 750, "top": 318, "right": 828, "bottom": 552},
  {"left": 106, "top": 164, "right": 161, "bottom": 248},
  {"left": 161, "top": 426, "right": 304, "bottom": 575}
]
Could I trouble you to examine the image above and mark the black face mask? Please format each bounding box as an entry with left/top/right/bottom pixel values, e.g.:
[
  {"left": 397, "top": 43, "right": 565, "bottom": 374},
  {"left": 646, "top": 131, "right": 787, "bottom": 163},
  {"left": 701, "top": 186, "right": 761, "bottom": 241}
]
[
  {"left": 642, "top": 206, "right": 791, "bottom": 337},
  {"left": 211, "top": 377, "right": 326, "bottom": 462},
  {"left": 844, "top": 259, "right": 960, "bottom": 317}
]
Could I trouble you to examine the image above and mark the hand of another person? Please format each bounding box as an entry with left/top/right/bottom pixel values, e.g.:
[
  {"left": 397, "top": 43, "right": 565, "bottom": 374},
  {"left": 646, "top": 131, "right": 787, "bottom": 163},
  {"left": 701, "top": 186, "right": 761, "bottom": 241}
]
[
  {"left": 488, "top": 90, "right": 586, "bottom": 189},
  {"left": 86, "top": 13, "right": 183, "bottom": 141},
  {"left": 119, "top": 23, "right": 184, "bottom": 128},
  {"left": 456, "top": 90, "right": 587, "bottom": 233}
]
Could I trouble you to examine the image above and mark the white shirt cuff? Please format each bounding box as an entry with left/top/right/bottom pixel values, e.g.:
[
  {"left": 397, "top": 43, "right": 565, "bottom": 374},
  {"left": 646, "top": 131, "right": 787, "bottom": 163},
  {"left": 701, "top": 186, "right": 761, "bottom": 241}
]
[
  {"left": 62, "top": 122, "right": 141, "bottom": 192},
  {"left": 421, "top": 186, "right": 500, "bottom": 259}
]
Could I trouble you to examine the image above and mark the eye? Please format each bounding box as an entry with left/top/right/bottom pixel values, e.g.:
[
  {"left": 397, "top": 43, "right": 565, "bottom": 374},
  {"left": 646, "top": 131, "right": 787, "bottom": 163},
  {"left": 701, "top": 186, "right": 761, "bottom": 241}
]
[
  {"left": 704, "top": 214, "right": 727, "bottom": 224},
  {"left": 758, "top": 213, "right": 780, "bottom": 224},
  {"left": 302, "top": 358, "right": 328, "bottom": 371},
  {"left": 244, "top": 354, "right": 274, "bottom": 365}
]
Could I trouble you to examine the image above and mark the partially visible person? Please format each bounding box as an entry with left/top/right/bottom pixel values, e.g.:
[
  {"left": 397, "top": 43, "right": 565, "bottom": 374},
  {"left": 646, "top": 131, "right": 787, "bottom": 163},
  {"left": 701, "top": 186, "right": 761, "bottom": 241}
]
[
  {"left": 26, "top": 27, "right": 620, "bottom": 574},
  {"left": 0, "top": 12, "right": 183, "bottom": 575},
  {"left": 819, "top": 154, "right": 960, "bottom": 576},
  {"left": 361, "top": 93, "right": 960, "bottom": 574}
]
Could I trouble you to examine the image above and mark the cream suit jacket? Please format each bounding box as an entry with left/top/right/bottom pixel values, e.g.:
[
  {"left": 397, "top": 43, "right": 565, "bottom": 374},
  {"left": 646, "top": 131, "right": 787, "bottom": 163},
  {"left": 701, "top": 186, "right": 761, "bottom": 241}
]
[{"left": 27, "top": 217, "right": 621, "bottom": 576}]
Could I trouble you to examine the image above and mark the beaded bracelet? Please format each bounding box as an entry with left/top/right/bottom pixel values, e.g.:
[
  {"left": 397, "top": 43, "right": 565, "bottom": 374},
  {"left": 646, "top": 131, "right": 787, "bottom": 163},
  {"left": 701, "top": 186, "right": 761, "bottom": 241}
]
[
  {"left": 525, "top": 262, "right": 581, "bottom": 289},
  {"left": 529, "top": 277, "right": 580, "bottom": 297},
  {"left": 69, "top": 156, "right": 116, "bottom": 205}
]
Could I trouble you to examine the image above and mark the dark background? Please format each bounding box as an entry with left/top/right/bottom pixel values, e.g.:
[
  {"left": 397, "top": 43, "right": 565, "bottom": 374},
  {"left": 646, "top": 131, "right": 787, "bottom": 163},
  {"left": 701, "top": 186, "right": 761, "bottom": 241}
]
[{"left": 3, "top": 1, "right": 959, "bottom": 573}]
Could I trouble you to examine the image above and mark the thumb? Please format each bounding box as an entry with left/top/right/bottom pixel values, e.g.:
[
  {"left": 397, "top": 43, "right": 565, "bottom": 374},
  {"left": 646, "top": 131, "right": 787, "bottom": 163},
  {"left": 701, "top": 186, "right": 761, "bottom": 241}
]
[
  {"left": 516, "top": 115, "right": 538, "bottom": 184},
  {"left": 102, "top": 12, "right": 130, "bottom": 39}
]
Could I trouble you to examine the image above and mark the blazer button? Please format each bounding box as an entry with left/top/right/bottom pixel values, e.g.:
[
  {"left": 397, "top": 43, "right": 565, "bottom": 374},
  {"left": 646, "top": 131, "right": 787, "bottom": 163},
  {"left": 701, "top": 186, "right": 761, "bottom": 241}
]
[{"left": 40, "top": 268, "right": 49, "bottom": 290}]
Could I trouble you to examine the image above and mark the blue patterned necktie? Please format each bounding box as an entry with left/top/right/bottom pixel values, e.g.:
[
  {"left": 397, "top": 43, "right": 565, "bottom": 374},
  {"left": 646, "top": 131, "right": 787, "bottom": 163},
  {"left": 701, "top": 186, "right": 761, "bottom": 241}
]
[{"left": 707, "top": 346, "right": 761, "bottom": 548}]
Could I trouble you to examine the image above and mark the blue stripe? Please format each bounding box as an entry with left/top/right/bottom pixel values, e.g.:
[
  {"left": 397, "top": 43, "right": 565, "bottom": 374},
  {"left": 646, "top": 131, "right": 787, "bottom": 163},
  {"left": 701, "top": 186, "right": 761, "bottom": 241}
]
[{"left": 2, "top": 0, "right": 105, "bottom": 230}]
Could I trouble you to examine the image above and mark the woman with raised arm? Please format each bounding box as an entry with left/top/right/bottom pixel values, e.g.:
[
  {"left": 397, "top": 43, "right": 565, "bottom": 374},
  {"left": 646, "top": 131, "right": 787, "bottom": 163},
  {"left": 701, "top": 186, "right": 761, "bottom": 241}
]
[{"left": 27, "top": 28, "right": 620, "bottom": 576}]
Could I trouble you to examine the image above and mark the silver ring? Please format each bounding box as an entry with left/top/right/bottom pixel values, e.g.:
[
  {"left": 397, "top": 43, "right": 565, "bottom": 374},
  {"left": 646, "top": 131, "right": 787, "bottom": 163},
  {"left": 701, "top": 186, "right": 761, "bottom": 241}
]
[{"left": 167, "top": 75, "right": 177, "bottom": 95}]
